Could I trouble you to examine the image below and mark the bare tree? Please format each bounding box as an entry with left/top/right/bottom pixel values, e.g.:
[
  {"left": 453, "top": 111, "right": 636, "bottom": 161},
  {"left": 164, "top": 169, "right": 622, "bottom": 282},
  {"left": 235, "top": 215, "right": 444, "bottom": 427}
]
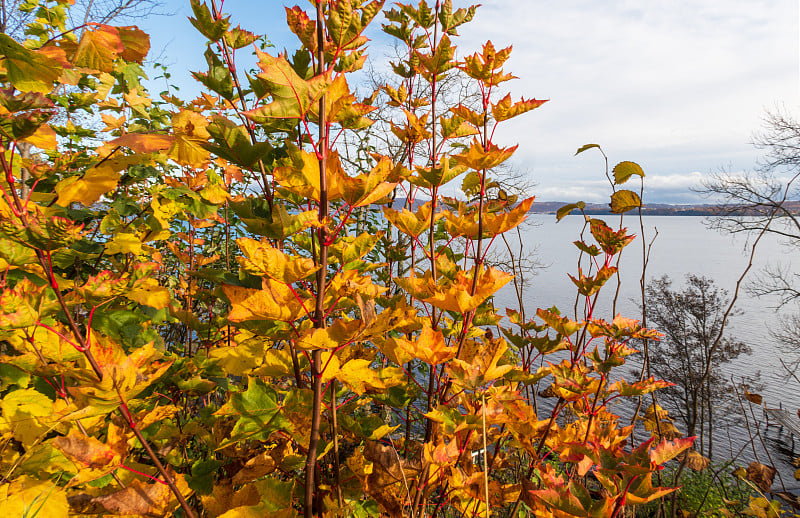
[
  {"left": 2, "top": 0, "right": 164, "bottom": 39},
  {"left": 641, "top": 274, "right": 755, "bottom": 459},
  {"left": 700, "top": 107, "right": 800, "bottom": 368}
]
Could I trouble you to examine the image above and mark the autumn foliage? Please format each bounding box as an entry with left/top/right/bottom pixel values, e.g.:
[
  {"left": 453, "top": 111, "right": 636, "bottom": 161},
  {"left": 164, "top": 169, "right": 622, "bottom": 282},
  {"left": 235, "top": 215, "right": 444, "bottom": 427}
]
[{"left": 0, "top": 0, "right": 695, "bottom": 516}]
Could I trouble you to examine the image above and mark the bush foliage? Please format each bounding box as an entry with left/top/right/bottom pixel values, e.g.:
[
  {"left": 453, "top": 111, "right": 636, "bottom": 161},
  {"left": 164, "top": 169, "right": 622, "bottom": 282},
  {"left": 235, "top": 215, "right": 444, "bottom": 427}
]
[{"left": 0, "top": 0, "right": 705, "bottom": 516}]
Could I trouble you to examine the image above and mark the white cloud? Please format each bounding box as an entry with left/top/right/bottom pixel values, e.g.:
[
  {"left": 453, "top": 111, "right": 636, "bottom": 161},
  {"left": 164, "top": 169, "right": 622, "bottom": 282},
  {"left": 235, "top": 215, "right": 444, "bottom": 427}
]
[
  {"left": 455, "top": 0, "right": 800, "bottom": 201},
  {"left": 141, "top": 1, "right": 799, "bottom": 203}
]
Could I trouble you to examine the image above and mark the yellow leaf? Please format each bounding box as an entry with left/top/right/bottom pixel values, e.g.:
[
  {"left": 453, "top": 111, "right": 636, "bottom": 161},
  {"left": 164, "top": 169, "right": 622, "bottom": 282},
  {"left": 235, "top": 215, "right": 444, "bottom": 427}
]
[
  {"left": 53, "top": 429, "right": 125, "bottom": 469},
  {"left": 384, "top": 201, "right": 443, "bottom": 238},
  {"left": 126, "top": 277, "right": 171, "bottom": 309},
  {"left": 0, "top": 476, "right": 69, "bottom": 518},
  {"left": 201, "top": 183, "right": 230, "bottom": 204},
  {"left": 104, "top": 232, "right": 142, "bottom": 255},
  {"left": 22, "top": 124, "right": 57, "bottom": 150},
  {"left": 339, "top": 360, "right": 404, "bottom": 395},
  {"left": 396, "top": 266, "right": 513, "bottom": 314},
  {"left": 167, "top": 110, "right": 210, "bottom": 167},
  {"left": 296, "top": 319, "right": 362, "bottom": 351},
  {"left": 339, "top": 156, "right": 398, "bottom": 207},
  {"left": 55, "top": 164, "right": 120, "bottom": 206},
  {"left": 69, "top": 25, "right": 123, "bottom": 72},
  {"left": 223, "top": 279, "right": 306, "bottom": 323},
  {"left": 452, "top": 138, "right": 517, "bottom": 171},
  {"left": 101, "top": 132, "right": 174, "bottom": 154},
  {"left": 100, "top": 113, "right": 126, "bottom": 132},
  {"left": 273, "top": 144, "right": 346, "bottom": 203},
  {"left": 236, "top": 237, "right": 319, "bottom": 283},
  {"left": 0, "top": 388, "right": 56, "bottom": 446},
  {"left": 445, "top": 196, "right": 535, "bottom": 240},
  {"left": 93, "top": 473, "right": 188, "bottom": 516},
  {"left": 491, "top": 93, "right": 547, "bottom": 122}
]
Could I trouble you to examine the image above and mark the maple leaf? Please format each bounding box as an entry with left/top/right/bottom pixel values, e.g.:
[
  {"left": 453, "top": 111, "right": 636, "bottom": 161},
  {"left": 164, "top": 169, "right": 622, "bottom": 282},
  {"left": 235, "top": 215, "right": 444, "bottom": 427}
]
[
  {"left": 272, "top": 144, "right": 345, "bottom": 203},
  {"left": 491, "top": 93, "right": 547, "bottom": 122},
  {"left": 392, "top": 325, "right": 456, "bottom": 365},
  {"left": 383, "top": 201, "right": 443, "bottom": 238},
  {"left": 167, "top": 109, "right": 211, "bottom": 167},
  {"left": 245, "top": 50, "right": 330, "bottom": 120},
  {"left": 0, "top": 476, "right": 69, "bottom": 518},
  {"left": 55, "top": 164, "right": 120, "bottom": 206},
  {"left": 0, "top": 35, "right": 62, "bottom": 93},
  {"left": 309, "top": 74, "right": 377, "bottom": 129},
  {"left": 117, "top": 26, "right": 151, "bottom": 63},
  {"left": 339, "top": 156, "right": 398, "bottom": 207},
  {"left": 396, "top": 266, "right": 513, "bottom": 314},
  {"left": 460, "top": 41, "right": 516, "bottom": 85},
  {"left": 102, "top": 132, "right": 174, "bottom": 154},
  {"left": 649, "top": 436, "right": 695, "bottom": 466},
  {"left": 236, "top": 237, "right": 319, "bottom": 283},
  {"left": 339, "top": 360, "right": 404, "bottom": 395},
  {"left": 53, "top": 429, "right": 127, "bottom": 484},
  {"left": 445, "top": 196, "right": 535, "bottom": 240},
  {"left": 285, "top": 6, "right": 317, "bottom": 52},
  {"left": 223, "top": 279, "right": 306, "bottom": 323},
  {"left": 452, "top": 138, "right": 517, "bottom": 171},
  {"left": 68, "top": 25, "right": 125, "bottom": 73},
  {"left": 92, "top": 474, "right": 188, "bottom": 516}
]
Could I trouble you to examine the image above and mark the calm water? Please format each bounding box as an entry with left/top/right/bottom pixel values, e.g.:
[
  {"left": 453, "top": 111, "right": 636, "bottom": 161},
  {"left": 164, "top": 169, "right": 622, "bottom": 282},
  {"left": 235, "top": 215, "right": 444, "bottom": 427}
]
[{"left": 495, "top": 215, "right": 800, "bottom": 486}]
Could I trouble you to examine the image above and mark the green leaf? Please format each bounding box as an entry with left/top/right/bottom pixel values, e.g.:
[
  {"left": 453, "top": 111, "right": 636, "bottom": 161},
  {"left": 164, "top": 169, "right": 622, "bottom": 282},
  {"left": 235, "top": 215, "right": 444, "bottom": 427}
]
[
  {"left": 574, "top": 240, "right": 601, "bottom": 256},
  {"left": 556, "top": 201, "right": 585, "bottom": 221},
  {"left": 613, "top": 160, "right": 645, "bottom": 184},
  {"left": 189, "top": 459, "right": 221, "bottom": 495},
  {"left": 189, "top": 0, "right": 230, "bottom": 41},
  {"left": 192, "top": 47, "right": 234, "bottom": 100},
  {"left": 610, "top": 189, "right": 642, "bottom": 214},
  {"left": 0, "top": 364, "right": 30, "bottom": 390},
  {"left": 217, "top": 377, "right": 286, "bottom": 444}
]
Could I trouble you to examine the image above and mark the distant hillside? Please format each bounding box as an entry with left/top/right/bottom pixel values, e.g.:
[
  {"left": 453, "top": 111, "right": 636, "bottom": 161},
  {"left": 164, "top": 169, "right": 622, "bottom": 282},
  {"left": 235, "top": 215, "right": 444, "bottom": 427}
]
[
  {"left": 388, "top": 198, "right": 800, "bottom": 216},
  {"left": 530, "top": 201, "right": 800, "bottom": 216}
]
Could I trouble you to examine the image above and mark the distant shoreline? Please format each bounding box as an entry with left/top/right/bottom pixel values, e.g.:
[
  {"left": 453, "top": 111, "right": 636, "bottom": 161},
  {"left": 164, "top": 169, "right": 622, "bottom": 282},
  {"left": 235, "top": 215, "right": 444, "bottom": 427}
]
[
  {"left": 529, "top": 201, "right": 800, "bottom": 216},
  {"left": 388, "top": 198, "right": 800, "bottom": 216}
]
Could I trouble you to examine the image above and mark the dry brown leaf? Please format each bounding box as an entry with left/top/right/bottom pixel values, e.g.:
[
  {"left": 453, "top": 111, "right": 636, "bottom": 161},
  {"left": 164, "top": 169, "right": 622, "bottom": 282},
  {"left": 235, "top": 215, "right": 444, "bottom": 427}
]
[
  {"left": 92, "top": 478, "right": 172, "bottom": 516},
  {"left": 744, "top": 391, "right": 763, "bottom": 405},
  {"left": 746, "top": 461, "right": 776, "bottom": 492}
]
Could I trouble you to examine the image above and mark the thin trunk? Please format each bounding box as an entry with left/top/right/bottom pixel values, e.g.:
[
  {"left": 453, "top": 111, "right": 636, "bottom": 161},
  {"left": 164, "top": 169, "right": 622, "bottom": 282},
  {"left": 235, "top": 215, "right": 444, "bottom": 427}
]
[{"left": 304, "top": 5, "right": 328, "bottom": 517}]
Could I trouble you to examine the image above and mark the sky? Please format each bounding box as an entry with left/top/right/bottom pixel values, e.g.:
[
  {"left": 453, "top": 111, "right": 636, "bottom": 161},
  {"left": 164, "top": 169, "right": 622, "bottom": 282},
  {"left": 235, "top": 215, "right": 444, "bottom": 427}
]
[{"left": 138, "top": 1, "right": 800, "bottom": 204}]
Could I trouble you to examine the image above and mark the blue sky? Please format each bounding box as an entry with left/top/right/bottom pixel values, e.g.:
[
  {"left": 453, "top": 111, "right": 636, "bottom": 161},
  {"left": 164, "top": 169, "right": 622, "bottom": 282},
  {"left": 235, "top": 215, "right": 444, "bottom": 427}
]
[{"left": 138, "top": 1, "right": 799, "bottom": 204}]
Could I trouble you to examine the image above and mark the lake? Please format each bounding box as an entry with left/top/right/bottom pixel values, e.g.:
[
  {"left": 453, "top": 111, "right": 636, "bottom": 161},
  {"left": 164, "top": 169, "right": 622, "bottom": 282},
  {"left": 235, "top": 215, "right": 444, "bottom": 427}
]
[{"left": 494, "top": 214, "right": 800, "bottom": 487}]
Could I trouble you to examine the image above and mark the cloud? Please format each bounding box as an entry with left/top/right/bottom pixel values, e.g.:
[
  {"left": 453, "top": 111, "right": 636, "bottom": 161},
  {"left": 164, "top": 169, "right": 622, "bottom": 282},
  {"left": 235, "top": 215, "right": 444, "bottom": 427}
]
[
  {"left": 138, "top": 1, "right": 798, "bottom": 204},
  {"left": 457, "top": 1, "right": 799, "bottom": 202}
]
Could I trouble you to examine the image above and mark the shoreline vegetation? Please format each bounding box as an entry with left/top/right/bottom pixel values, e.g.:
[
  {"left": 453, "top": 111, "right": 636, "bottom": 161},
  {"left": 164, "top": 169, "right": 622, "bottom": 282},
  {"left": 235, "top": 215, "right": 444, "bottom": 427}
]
[{"left": 395, "top": 199, "right": 800, "bottom": 216}]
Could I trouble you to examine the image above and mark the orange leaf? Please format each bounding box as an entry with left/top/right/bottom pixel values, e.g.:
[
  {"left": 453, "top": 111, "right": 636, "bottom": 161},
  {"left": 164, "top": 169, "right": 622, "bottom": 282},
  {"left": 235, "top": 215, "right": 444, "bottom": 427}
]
[
  {"left": 491, "top": 93, "right": 547, "bottom": 122},
  {"left": 452, "top": 138, "right": 517, "bottom": 171},
  {"left": 649, "top": 437, "right": 695, "bottom": 466},
  {"left": 104, "top": 132, "right": 174, "bottom": 154},
  {"left": 116, "top": 26, "right": 150, "bottom": 63},
  {"left": 392, "top": 325, "right": 456, "bottom": 365},
  {"left": 53, "top": 429, "right": 124, "bottom": 469}
]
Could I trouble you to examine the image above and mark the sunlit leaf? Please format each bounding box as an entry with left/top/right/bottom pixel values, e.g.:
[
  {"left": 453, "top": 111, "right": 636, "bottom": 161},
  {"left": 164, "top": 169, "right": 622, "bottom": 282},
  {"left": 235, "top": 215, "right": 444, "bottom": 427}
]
[
  {"left": 610, "top": 189, "right": 641, "bottom": 214},
  {"left": 613, "top": 160, "right": 645, "bottom": 184},
  {"left": 0, "top": 35, "right": 62, "bottom": 93},
  {"left": 55, "top": 164, "right": 120, "bottom": 207}
]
